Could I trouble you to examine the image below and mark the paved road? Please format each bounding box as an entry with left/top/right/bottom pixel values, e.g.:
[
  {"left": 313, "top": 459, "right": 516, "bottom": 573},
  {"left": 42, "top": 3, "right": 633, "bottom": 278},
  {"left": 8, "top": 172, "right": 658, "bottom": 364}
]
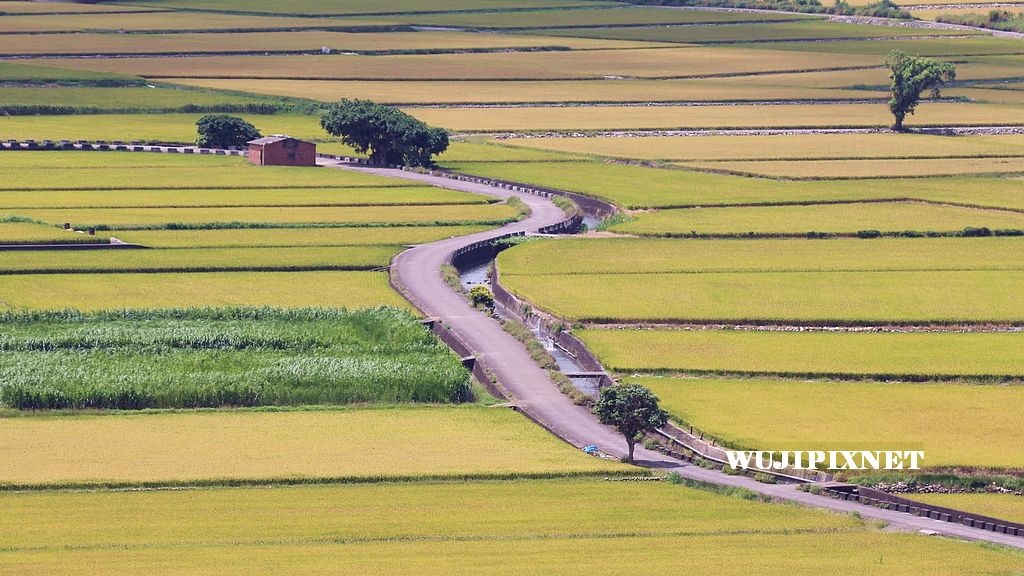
[{"left": 324, "top": 160, "right": 1024, "bottom": 550}]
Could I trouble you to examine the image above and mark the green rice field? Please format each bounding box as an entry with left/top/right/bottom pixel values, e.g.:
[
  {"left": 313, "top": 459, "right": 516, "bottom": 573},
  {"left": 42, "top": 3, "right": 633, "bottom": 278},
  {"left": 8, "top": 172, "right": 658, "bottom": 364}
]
[
  {"left": 0, "top": 308, "right": 468, "bottom": 410},
  {"left": 112, "top": 225, "right": 491, "bottom": 248},
  {"left": 0, "top": 221, "right": 107, "bottom": 245},
  {"left": 635, "top": 376, "right": 1024, "bottom": 468},
  {"left": 683, "top": 157, "right": 1024, "bottom": 178},
  {"left": 580, "top": 329, "right": 1024, "bottom": 379}
]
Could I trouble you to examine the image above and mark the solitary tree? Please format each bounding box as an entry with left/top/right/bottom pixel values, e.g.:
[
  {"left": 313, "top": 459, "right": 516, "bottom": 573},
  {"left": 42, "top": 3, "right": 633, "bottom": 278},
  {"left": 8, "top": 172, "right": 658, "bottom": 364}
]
[
  {"left": 320, "top": 99, "right": 449, "bottom": 167},
  {"left": 884, "top": 50, "right": 956, "bottom": 131},
  {"left": 594, "top": 383, "right": 669, "bottom": 463},
  {"left": 195, "top": 114, "right": 261, "bottom": 149}
]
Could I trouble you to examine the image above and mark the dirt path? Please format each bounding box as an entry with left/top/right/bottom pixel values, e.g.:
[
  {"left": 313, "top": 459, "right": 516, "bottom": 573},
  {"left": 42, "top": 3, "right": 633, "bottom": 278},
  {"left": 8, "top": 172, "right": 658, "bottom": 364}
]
[{"left": 320, "top": 158, "right": 1024, "bottom": 550}]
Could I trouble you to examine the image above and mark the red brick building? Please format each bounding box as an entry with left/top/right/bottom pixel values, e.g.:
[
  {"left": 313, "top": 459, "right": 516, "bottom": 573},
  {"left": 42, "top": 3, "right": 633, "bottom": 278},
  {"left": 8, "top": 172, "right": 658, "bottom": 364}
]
[{"left": 247, "top": 135, "right": 316, "bottom": 167}]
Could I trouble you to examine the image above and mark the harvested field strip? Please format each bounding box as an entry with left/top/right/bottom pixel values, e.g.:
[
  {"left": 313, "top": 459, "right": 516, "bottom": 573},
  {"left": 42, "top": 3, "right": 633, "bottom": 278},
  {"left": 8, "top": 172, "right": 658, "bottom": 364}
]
[
  {"left": 0, "top": 407, "right": 623, "bottom": 486},
  {"left": 112, "top": 225, "right": 492, "bottom": 248},
  {"left": 115, "top": 0, "right": 610, "bottom": 16},
  {"left": 13, "top": 203, "right": 520, "bottom": 229},
  {"left": 579, "top": 329, "right": 1024, "bottom": 379},
  {"left": 445, "top": 161, "right": 1024, "bottom": 211},
  {"left": 29, "top": 48, "right": 881, "bottom": 80},
  {"left": 537, "top": 21, "right": 973, "bottom": 43},
  {"left": 733, "top": 36, "right": 1024, "bottom": 56},
  {"left": 497, "top": 237, "right": 1024, "bottom": 275},
  {"left": 163, "top": 77, "right": 887, "bottom": 104},
  {"left": 0, "top": 246, "right": 400, "bottom": 274},
  {"left": 0, "top": 270, "right": 408, "bottom": 311},
  {"left": 0, "top": 530, "right": 1018, "bottom": 575},
  {"left": 500, "top": 270, "right": 1024, "bottom": 324},
  {"left": 0, "top": 187, "right": 489, "bottom": 209},
  {"left": 406, "top": 102, "right": 1024, "bottom": 131},
  {"left": 906, "top": 493, "right": 1024, "bottom": 524},
  {"left": 497, "top": 133, "right": 1024, "bottom": 161},
  {"left": 0, "top": 31, "right": 650, "bottom": 56},
  {"left": 613, "top": 202, "right": 1024, "bottom": 237},
  {"left": 0, "top": 12, "right": 384, "bottom": 34},
  {"left": 0, "top": 479, "right": 860, "bottom": 550},
  {"left": 635, "top": 376, "right": 1024, "bottom": 469},
  {"left": 0, "top": 86, "right": 281, "bottom": 111},
  {"left": 0, "top": 221, "right": 107, "bottom": 245},
  {"left": 387, "top": 7, "right": 814, "bottom": 27},
  {"left": 679, "top": 157, "right": 1024, "bottom": 178},
  {"left": 949, "top": 87, "right": 1024, "bottom": 105},
  {"left": 0, "top": 308, "right": 469, "bottom": 409}
]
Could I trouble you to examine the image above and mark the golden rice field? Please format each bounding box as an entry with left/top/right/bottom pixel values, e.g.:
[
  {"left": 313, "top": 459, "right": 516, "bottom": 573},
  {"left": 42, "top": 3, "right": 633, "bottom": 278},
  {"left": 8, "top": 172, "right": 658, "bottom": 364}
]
[
  {"left": 683, "top": 157, "right": 1024, "bottom": 178},
  {"left": 0, "top": 408, "right": 621, "bottom": 486},
  {"left": 0, "top": 529, "right": 1018, "bottom": 576},
  {"left": 0, "top": 479, "right": 859, "bottom": 549},
  {"left": 745, "top": 36, "right": 1024, "bottom": 56},
  {"left": 0, "top": 246, "right": 399, "bottom": 274},
  {"left": 0, "top": 30, "right": 646, "bottom": 56},
  {"left": 498, "top": 133, "right": 1024, "bottom": 161},
  {"left": 634, "top": 376, "right": 1024, "bottom": 468},
  {"left": 165, "top": 77, "right": 886, "bottom": 104},
  {"left": 0, "top": 270, "right": 407, "bottom": 310},
  {"left": 113, "top": 225, "right": 492, "bottom": 248},
  {"left": 406, "top": 102, "right": 1024, "bottom": 131},
  {"left": 13, "top": 203, "right": 518, "bottom": 229},
  {"left": 31, "top": 48, "right": 880, "bottom": 80},
  {"left": 500, "top": 270, "right": 1024, "bottom": 324},
  {"left": 579, "top": 329, "right": 1024, "bottom": 378},
  {"left": 497, "top": 237, "right": 1024, "bottom": 275},
  {"left": 907, "top": 493, "right": 1024, "bottom": 524},
  {"left": 0, "top": 187, "right": 487, "bottom": 209},
  {"left": 613, "top": 202, "right": 1024, "bottom": 236},
  {"left": 950, "top": 87, "right": 1024, "bottom": 105}
]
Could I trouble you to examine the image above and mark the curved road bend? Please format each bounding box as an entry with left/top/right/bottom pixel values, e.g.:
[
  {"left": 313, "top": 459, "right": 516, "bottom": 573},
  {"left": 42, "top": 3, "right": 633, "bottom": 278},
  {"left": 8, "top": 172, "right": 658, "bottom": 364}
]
[{"left": 321, "top": 160, "right": 1024, "bottom": 550}]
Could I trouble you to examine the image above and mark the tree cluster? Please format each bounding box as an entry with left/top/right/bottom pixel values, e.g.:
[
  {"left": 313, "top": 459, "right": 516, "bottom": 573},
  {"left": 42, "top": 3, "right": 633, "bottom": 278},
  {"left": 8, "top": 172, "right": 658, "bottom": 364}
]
[
  {"left": 595, "top": 383, "right": 669, "bottom": 463},
  {"left": 320, "top": 99, "right": 449, "bottom": 167},
  {"left": 195, "top": 114, "right": 261, "bottom": 149}
]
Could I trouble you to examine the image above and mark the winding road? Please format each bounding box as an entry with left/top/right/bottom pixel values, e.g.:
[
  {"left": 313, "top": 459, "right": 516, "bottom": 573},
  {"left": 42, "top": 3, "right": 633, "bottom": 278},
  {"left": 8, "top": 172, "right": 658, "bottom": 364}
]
[{"left": 321, "top": 159, "right": 1024, "bottom": 550}]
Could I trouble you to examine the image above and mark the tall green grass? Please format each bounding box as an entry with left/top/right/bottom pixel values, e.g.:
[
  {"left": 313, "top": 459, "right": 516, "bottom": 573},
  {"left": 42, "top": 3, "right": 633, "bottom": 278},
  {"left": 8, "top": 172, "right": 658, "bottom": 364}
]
[{"left": 0, "top": 307, "right": 471, "bottom": 410}]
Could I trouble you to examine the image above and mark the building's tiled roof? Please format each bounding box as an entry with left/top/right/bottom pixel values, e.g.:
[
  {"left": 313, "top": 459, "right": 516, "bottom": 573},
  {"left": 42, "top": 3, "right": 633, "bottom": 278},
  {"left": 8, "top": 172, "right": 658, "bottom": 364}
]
[{"left": 248, "top": 135, "right": 309, "bottom": 145}]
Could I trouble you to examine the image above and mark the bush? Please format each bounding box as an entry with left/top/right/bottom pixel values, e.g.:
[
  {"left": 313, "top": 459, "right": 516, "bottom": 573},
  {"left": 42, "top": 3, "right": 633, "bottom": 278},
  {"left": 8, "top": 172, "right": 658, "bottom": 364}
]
[
  {"left": 469, "top": 285, "right": 495, "bottom": 309},
  {"left": 753, "top": 472, "right": 778, "bottom": 484},
  {"left": 856, "top": 229, "right": 882, "bottom": 239},
  {"left": 961, "top": 226, "right": 993, "bottom": 237}
]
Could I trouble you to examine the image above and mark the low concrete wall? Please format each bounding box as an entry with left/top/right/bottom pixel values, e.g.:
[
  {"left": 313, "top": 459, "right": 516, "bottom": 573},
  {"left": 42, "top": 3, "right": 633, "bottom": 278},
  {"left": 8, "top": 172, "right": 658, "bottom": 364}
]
[
  {"left": 827, "top": 486, "right": 1024, "bottom": 537},
  {"left": 1, "top": 140, "right": 248, "bottom": 155}
]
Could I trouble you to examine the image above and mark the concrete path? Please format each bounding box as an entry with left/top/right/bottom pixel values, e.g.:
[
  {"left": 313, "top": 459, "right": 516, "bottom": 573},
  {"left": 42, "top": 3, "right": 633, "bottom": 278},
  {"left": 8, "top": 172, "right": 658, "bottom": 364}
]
[{"left": 322, "top": 159, "right": 1024, "bottom": 550}]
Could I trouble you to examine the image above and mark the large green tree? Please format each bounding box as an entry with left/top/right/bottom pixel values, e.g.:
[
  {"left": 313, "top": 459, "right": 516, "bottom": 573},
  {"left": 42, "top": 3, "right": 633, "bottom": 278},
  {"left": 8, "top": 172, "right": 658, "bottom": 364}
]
[
  {"left": 320, "top": 99, "right": 449, "bottom": 167},
  {"left": 195, "top": 114, "right": 261, "bottom": 149},
  {"left": 595, "top": 383, "right": 669, "bottom": 463},
  {"left": 884, "top": 50, "right": 956, "bottom": 131}
]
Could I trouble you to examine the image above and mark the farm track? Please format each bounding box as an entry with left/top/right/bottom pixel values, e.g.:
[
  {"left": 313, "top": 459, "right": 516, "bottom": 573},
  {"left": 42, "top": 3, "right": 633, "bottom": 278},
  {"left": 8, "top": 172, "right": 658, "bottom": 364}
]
[{"left": 324, "top": 160, "right": 1024, "bottom": 550}]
